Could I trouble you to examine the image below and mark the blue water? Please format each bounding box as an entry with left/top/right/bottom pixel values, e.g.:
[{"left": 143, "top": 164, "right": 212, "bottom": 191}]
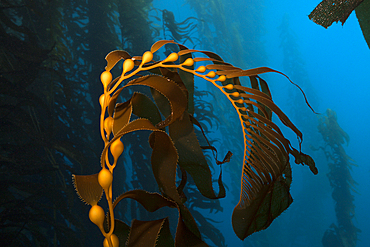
[{"left": 153, "top": 0, "right": 369, "bottom": 246}]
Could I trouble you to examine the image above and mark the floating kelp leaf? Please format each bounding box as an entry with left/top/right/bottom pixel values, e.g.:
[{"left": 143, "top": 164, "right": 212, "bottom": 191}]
[
  {"left": 175, "top": 212, "right": 208, "bottom": 247},
  {"left": 158, "top": 67, "right": 189, "bottom": 101},
  {"left": 127, "top": 218, "right": 173, "bottom": 247},
  {"left": 250, "top": 76, "right": 272, "bottom": 119},
  {"left": 197, "top": 50, "right": 224, "bottom": 62},
  {"left": 113, "top": 190, "right": 176, "bottom": 210},
  {"left": 227, "top": 67, "right": 315, "bottom": 115},
  {"left": 227, "top": 79, "right": 318, "bottom": 240},
  {"left": 108, "top": 87, "right": 123, "bottom": 117},
  {"left": 355, "top": 0, "right": 370, "bottom": 48},
  {"left": 155, "top": 218, "right": 175, "bottom": 247},
  {"left": 72, "top": 174, "right": 103, "bottom": 206},
  {"left": 290, "top": 148, "right": 318, "bottom": 175},
  {"left": 150, "top": 40, "right": 176, "bottom": 53},
  {"left": 235, "top": 84, "right": 305, "bottom": 138},
  {"left": 189, "top": 114, "right": 232, "bottom": 166},
  {"left": 232, "top": 164, "right": 293, "bottom": 240},
  {"left": 112, "top": 219, "right": 130, "bottom": 247},
  {"left": 124, "top": 75, "right": 187, "bottom": 128},
  {"left": 147, "top": 63, "right": 189, "bottom": 118},
  {"left": 178, "top": 49, "right": 224, "bottom": 62},
  {"left": 308, "top": 0, "right": 364, "bottom": 28},
  {"left": 151, "top": 87, "right": 172, "bottom": 119},
  {"left": 255, "top": 76, "right": 271, "bottom": 98},
  {"left": 112, "top": 191, "right": 203, "bottom": 243},
  {"left": 112, "top": 190, "right": 204, "bottom": 243},
  {"left": 169, "top": 113, "right": 225, "bottom": 199},
  {"left": 220, "top": 151, "right": 233, "bottom": 165},
  {"left": 131, "top": 92, "right": 162, "bottom": 125},
  {"left": 149, "top": 131, "right": 181, "bottom": 204},
  {"left": 226, "top": 67, "right": 283, "bottom": 78},
  {"left": 105, "top": 50, "right": 132, "bottom": 71},
  {"left": 112, "top": 100, "right": 132, "bottom": 136}
]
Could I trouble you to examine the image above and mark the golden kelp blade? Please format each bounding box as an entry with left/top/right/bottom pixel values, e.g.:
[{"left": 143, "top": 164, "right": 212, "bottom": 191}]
[{"left": 72, "top": 173, "right": 103, "bottom": 205}]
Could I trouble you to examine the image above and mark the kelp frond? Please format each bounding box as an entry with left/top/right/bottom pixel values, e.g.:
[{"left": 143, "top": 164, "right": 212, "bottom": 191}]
[{"left": 74, "top": 40, "right": 317, "bottom": 244}]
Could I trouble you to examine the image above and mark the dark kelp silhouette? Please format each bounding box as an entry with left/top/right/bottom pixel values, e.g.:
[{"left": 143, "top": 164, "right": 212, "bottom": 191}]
[
  {"left": 309, "top": 0, "right": 370, "bottom": 48},
  {"left": 314, "top": 109, "right": 360, "bottom": 247},
  {"left": 160, "top": 9, "right": 198, "bottom": 45},
  {"left": 73, "top": 40, "right": 318, "bottom": 246}
]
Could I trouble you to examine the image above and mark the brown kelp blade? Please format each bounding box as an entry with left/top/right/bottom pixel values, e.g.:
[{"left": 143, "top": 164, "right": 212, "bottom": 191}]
[
  {"left": 232, "top": 164, "right": 293, "bottom": 240},
  {"left": 309, "top": 0, "right": 364, "bottom": 28},
  {"left": 149, "top": 131, "right": 182, "bottom": 205},
  {"left": 169, "top": 113, "right": 225, "bottom": 200},
  {"left": 150, "top": 40, "right": 176, "bottom": 53},
  {"left": 229, "top": 74, "right": 317, "bottom": 240},
  {"left": 127, "top": 218, "right": 174, "bottom": 247},
  {"left": 104, "top": 50, "right": 132, "bottom": 71},
  {"left": 124, "top": 75, "right": 188, "bottom": 128},
  {"left": 131, "top": 92, "right": 162, "bottom": 125},
  {"left": 72, "top": 173, "right": 103, "bottom": 206},
  {"left": 112, "top": 190, "right": 205, "bottom": 246},
  {"left": 112, "top": 100, "right": 132, "bottom": 136}
]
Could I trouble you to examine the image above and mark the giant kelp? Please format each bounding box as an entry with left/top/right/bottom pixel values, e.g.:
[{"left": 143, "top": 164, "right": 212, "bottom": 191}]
[
  {"left": 315, "top": 109, "right": 359, "bottom": 247},
  {"left": 73, "top": 40, "right": 317, "bottom": 246}
]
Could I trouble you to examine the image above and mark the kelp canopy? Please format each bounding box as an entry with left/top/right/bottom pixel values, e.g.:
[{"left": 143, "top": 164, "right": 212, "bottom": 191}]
[{"left": 73, "top": 40, "right": 317, "bottom": 246}]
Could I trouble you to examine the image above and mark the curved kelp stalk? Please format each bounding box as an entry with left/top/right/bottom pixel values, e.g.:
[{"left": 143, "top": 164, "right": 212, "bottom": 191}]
[{"left": 73, "top": 40, "right": 317, "bottom": 246}]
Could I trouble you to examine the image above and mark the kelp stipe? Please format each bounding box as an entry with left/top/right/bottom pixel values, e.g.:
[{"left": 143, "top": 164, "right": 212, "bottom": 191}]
[{"left": 73, "top": 40, "right": 317, "bottom": 246}]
